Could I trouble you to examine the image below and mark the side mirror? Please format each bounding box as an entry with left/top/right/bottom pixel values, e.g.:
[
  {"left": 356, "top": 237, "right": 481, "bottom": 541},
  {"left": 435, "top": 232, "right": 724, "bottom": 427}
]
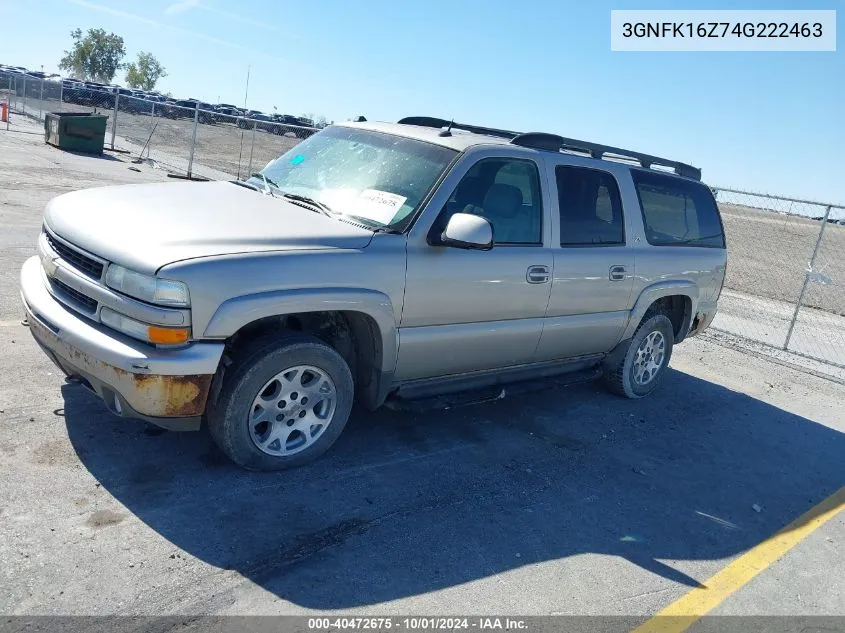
[{"left": 440, "top": 212, "right": 493, "bottom": 250}]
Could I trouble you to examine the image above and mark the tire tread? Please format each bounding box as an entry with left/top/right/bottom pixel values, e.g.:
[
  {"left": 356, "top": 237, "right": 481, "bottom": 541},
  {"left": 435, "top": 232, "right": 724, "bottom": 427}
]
[
  {"left": 207, "top": 331, "right": 353, "bottom": 470},
  {"left": 601, "top": 308, "right": 673, "bottom": 399}
]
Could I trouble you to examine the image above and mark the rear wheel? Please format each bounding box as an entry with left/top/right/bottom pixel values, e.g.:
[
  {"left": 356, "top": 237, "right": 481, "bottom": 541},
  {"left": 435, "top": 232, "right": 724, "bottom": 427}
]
[
  {"left": 602, "top": 313, "right": 674, "bottom": 398},
  {"left": 207, "top": 333, "right": 354, "bottom": 470}
]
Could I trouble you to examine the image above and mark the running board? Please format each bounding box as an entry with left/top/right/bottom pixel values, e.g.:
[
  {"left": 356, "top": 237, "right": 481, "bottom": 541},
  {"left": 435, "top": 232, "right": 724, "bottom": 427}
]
[{"left": 385, "top": 362, "right": 603, "bottom": 413}]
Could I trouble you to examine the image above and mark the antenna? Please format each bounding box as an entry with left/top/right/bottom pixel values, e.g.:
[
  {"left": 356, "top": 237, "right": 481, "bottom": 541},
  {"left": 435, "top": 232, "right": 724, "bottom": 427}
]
[{"left": 438, "top": 119, "right": 454, "bottom": 137}]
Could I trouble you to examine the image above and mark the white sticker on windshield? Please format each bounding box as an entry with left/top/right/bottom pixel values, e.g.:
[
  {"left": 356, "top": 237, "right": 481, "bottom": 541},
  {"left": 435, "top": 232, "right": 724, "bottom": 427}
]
[{"left": 354, "top": 189, "right": 408, "bottom": 224}]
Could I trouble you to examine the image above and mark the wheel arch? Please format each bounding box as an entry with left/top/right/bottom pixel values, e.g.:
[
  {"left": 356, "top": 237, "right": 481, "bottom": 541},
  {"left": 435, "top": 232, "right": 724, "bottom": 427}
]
[
  {"left": 204, "top": 288, "right": 397, "bottom": 409},
  {"left": 622, "top": 281, "right": 698, "bottom": 343}
]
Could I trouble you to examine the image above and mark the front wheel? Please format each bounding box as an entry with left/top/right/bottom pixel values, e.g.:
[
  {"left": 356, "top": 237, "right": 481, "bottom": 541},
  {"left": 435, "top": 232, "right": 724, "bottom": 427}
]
[
  {"left": 601, "top": 314, "right": 674, "bottom": 399},
  {"left": 207, "top": 333, "right": 354, "bottom": 470}
]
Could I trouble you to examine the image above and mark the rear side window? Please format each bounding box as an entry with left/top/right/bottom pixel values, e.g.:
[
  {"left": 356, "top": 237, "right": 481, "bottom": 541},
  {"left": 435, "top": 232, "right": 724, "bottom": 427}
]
[
  {"left": 556, "top": 166, "right": 624, "bottom": 247},
  {"left": 632, "top": 170, "right": 725, "bottom": 248}
]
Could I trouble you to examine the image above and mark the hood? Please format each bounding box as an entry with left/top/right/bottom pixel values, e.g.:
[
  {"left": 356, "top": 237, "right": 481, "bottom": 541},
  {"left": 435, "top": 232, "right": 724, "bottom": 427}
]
[{"left": 43, "top": 181, "right": 374, "bottom": 275}]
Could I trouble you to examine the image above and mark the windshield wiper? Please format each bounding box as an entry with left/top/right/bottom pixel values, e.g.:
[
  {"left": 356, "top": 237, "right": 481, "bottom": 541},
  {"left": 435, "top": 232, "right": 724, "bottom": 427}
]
[
  {"left": 249, "top": 172, "right": 280, "bottom": 197},
  {"left": 232, "top": 180, "right": 261, "bottom": 192},
  {"left": 337, "top": 213, "right": 401, "bottom": 233},
  {"left": 281, "top": 193, "right": 333, "bottom": 216}
]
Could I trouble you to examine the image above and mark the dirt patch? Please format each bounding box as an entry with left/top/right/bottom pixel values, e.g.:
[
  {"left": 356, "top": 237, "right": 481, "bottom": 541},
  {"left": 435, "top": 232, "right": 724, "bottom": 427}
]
[
  {"left": 86, "top": 509, "right": 125, "bottom": 528},
  {"left": 31, "top": 438, "right": 78, "bottom": 467}
]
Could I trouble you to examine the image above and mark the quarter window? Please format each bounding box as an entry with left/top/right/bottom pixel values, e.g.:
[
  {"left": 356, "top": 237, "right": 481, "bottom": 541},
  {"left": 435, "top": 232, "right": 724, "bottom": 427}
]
[
  {"left": 556, "top": 166, "right": 625, "bottom": 247},
  {"left": 632, "top": 170, "right": 725, "bottom": 248}
]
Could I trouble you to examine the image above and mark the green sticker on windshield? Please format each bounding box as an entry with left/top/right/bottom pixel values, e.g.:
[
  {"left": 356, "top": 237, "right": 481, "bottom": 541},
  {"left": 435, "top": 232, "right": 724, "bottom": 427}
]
[{"left": 291, "top": 155, "right": 305, "bottom": 165}]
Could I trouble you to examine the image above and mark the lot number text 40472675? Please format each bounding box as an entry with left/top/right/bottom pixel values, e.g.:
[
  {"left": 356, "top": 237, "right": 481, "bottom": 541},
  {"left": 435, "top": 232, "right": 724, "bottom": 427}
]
[{"left": 307, "top": 617, "right": 528, "bottom": 631}]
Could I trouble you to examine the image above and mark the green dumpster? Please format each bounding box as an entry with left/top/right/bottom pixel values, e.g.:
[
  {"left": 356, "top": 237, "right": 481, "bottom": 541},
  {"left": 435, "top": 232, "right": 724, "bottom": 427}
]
[{"left": 44, "top": 112, "right": 108, "bottom": 155}]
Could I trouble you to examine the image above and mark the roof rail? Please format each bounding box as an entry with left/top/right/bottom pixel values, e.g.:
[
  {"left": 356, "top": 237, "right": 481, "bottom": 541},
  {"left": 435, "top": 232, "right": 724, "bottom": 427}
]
[
  {"left": 397, "top": 116, "right": 519, "bottom": 140},
  {"left": 397, "top": 117, "right": 701, "bottom": 180},
  {"left": 511, "top": 133, "right": 701, "bottom": 180}
]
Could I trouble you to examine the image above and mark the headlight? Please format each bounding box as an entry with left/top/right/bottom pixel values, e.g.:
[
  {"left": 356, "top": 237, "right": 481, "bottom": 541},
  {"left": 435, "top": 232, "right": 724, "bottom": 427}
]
[
  {"left": 100, "top": 308, "right": 190, "bottom": 345},
  {"left": 105, "top": 264, "right": 190, "bottom": 307}
]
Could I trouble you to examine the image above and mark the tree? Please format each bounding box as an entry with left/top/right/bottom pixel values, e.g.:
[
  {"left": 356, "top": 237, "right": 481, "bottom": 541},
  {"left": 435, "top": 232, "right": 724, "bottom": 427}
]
[
  {"left": 125, "top": 52, "right": 167, "bottom": 91},
  {"left": 59, "top": 28, "right": 126, "bottom": 83}
]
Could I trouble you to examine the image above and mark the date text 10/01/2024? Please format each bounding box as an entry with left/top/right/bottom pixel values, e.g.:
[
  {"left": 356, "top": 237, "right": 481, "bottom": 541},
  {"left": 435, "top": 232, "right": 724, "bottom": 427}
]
[{"left": 307, "top": 618, "right": 528, "bottom": 630}]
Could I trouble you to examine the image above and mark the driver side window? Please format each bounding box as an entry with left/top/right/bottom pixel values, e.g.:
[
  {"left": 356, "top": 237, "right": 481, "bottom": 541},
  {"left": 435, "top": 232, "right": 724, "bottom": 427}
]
[{"left": 444, "top": 158, "right": 543, "bottom": 245}]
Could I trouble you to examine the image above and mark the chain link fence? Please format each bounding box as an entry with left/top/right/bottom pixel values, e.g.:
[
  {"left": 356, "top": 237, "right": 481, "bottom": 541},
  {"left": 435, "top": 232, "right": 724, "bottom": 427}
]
[
  {"left": 711, "top": 188, "right": 845, "bottom": 373},
  {"left": 0, "top": 71, "right": 319, "bottom": 179},
  {"left": 3, "top": 71, "right": 843, "bottom": 375}
]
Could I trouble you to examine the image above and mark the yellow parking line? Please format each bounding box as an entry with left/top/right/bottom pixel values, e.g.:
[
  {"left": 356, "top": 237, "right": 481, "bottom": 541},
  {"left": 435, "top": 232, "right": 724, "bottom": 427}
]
[{"left": 633, "top": 486, "right": 845, "bottom": 633}]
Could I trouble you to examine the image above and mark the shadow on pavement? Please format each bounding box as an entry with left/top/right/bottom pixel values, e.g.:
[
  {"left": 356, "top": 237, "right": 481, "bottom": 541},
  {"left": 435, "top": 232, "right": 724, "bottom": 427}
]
[{"left": 62, "top": 367, "right": 845, "bottom": 608}]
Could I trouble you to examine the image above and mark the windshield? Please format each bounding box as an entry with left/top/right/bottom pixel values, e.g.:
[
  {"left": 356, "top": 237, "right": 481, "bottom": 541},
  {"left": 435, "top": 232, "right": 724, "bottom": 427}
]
[{"left": 249, "top": 126, "right": 457, "bottom": 228}]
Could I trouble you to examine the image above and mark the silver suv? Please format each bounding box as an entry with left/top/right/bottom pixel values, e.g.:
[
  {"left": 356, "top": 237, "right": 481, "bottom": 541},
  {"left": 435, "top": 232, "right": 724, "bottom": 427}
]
[{"left": 20, "top": 117, "right": 727, "bottom": 470}]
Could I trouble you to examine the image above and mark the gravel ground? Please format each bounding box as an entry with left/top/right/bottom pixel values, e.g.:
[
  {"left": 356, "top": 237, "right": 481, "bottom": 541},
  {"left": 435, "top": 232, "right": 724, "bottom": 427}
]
[
  {"left": 112, "top": 108, "right": 305, "bottom": 180},
  {"left": 719, "top": 204, "right": 845, "bottom": 315},
  {"left": 5, "top": 93, "right": 307, "bottom": 181},
  {"left": 1, "top": 111, "right": 844, "bottom": 622}
]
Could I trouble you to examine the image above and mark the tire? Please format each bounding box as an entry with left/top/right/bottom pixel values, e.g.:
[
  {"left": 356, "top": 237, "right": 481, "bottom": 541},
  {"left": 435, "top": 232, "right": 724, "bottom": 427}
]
[
  {"left": 601, "top": 313, "right": 674, "bottom": 399},
  {"left": 207, "top": 333, "right": 354, "bottom": 471}
]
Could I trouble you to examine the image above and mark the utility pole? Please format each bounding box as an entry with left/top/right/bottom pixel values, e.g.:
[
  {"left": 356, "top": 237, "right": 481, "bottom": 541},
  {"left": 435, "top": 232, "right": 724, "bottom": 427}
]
[{"left": 242, "top": 65, "right": 250, "bottom": 112}]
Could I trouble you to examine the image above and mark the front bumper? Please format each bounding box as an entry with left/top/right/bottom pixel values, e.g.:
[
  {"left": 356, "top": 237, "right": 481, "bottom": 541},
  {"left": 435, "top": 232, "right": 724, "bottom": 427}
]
[{"left": 20, "top": 256, "right": 224, "bottom": 430}]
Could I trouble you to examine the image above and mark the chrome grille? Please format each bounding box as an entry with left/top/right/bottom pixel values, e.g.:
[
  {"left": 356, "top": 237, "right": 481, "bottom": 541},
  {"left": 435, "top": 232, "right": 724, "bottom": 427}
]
[
  {"left": 45, "top": 233, "right": 104, "bottom": 280},
  {"left": 51, "top": 278, "right": 98, "bottom": 314}
]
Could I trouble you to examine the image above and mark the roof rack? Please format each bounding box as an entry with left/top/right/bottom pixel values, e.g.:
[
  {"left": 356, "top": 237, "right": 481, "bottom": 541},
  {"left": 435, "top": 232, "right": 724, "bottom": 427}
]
[
  {"left": 397, "top": 117, "right": 701, "bottom": 180},
  {"left": 511, "top": 133, "right": 701, "bottom": 180},
  {"left": 397, "top": 117, "right": 519, "bottom": 141}
]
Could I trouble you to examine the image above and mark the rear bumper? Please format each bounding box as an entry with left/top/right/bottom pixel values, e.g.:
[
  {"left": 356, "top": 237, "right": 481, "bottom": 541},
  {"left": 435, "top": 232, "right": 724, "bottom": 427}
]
[
  {"left": 20, "top": 256, "right": 224, "bottom": 430},
  {"left": 688, "top": 300, "right": 718, "bottom": 338}
]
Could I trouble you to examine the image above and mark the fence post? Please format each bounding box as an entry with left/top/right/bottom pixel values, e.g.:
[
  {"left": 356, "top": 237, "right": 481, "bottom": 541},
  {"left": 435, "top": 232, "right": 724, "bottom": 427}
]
[
  {"left": 147, "top": 101, "right": 156, "bottom": 160},
  {"left": 6, "top": 76, "right": 10, "bottom": 130},
  {"left": 187, "top": 102, "right": 199, "bottom": 178},
  {"left": 59, "top": 78, "right": 64, "bottom": 111},
  {"left": 110, "top": 91, "right": 119, "bottom": 150},
  {"left": 247, "top": 122, "right": 257, "bottom": 176},
  {"left": 21, "top": 76, "right": 26, "bottom": 115},
  {"left": 38, "top": 79, "right": 44, "bottom": 120},
  {"left": 783, "top": 204, "right": 832, "bottom": 351}
]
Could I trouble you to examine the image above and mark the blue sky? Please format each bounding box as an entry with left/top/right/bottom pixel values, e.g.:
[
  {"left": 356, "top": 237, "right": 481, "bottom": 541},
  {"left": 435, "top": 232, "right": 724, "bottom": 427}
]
[{"left": 2, "top": 0, "right": 843, "bottom": 203}]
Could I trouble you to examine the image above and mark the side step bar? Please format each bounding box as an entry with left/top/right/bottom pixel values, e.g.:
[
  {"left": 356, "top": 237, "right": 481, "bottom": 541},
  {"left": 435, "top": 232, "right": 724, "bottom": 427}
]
[{"left": 385, "top": 361, "right": 603, "bottom": 413}]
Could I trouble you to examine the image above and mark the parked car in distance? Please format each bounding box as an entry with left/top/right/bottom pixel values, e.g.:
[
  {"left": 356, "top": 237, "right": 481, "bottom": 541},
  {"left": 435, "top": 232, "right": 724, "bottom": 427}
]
[
  {"left": 141, "top": 93, "right": 168, "bottom": 105},
  {"left": 20, "top": 117, "right": 726, "bottom": 471},
  {"left": 271, "top": 114, "right": 316, "bottom": 138},
  {"left": 115, "top": 87, "right": 150, "bottom": 113},
  {"left": 238, "top": 112, "right": 273, "bottom": 130},
  {"left": 167, "top": 99, "right": 217, "bottom": 124},
  {"left": 74, "top": 82, "right": 116, "bottom": 108},
  {"left": 215, "top": 106, "right": 243, "bottom": 118}
]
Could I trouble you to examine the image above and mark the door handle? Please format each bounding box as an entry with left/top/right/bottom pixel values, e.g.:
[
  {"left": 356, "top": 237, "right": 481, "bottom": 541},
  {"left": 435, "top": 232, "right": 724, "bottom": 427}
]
[
  {"left": 526, "top": 265, "right": 550, "bottom": 284},
  {"left": 609, "top": 265, "right": 627, "bottom": 281}
]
